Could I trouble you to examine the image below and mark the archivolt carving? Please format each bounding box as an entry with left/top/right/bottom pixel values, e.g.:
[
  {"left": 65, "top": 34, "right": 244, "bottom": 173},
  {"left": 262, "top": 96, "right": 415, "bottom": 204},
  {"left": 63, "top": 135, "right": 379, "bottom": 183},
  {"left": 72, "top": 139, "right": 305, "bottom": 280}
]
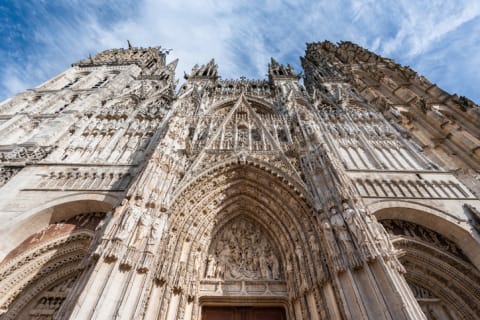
[
  {"left": 24, "top": 274, "right": 79, "bottom": 319},
  {"left": 381, "top": 219, "right": 468, "bottom": 261},
  {"left": 173, "top": 157, "right": 310, "bottom": 208}
]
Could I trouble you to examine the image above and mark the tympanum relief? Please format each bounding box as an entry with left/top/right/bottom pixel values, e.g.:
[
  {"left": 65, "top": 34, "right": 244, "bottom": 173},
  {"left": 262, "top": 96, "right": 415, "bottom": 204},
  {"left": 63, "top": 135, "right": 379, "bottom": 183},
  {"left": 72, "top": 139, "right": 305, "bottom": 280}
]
[{"left": 206, "top": 216, "right": 283, "bottom": 281}]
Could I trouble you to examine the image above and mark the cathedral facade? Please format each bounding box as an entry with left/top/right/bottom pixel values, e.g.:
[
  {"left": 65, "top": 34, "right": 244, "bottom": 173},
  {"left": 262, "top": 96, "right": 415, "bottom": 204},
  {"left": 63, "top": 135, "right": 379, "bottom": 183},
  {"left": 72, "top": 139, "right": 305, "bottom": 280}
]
[{"left": 0, "top": 41, "right": 479, "bottom": 320}]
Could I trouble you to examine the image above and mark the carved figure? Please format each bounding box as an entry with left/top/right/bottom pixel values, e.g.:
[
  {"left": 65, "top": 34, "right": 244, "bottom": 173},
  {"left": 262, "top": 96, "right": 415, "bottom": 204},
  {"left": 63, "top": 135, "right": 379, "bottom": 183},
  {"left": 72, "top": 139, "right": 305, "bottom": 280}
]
[
  {"left": 216, "top": 241, "right": 231, "bottom": 279},
  {"left": 367, "top": 213, "right": 394, "bottom": 256},
  {"left": 206, "top": 254, "right": 217, "bottom": 278},
  {"left": 342, "top": 202, "right": 366, "bottom": 244},
  {"left": 143, "top": 216, "right": 164, "bottom": 253},
  {"left": 321, "top": 217, "right": 344, "bottom": 271},
  {"left": 116, "top": 201, "right": 142, "bottom": 241},
  {"left": 330, "top": 208, "right": 349, "bottom": 242},
  {"left": 259, "top": 253, "right": 269, "bottom": 279},
  {"left": 268, "top": 251, "right": 280, "bottom": 280},
  {"left": 136, "top": 213, "right": 152, "bottom": 241},
  {"left": 208, "top": 217, "right": 282, "bottom": 280},
  {"left": 330, "top": 207, "right": 362, "bottom": 268}
]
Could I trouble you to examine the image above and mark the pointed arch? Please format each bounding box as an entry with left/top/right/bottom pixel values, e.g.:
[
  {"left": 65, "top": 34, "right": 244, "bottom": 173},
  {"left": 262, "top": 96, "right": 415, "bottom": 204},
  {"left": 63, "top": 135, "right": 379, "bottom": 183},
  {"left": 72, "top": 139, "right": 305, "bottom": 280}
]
[
  {"left": 172, "top": 156, "right": 310, "bottom": 206},
  {"left": 151, "top": 162, "right": 328, "bottom": 319},
  {"left": 167, "top": 162, "right": 319, "bottom": 281},
  {"left": 394, "top": 237, "right": 480, "bottom": 319}
]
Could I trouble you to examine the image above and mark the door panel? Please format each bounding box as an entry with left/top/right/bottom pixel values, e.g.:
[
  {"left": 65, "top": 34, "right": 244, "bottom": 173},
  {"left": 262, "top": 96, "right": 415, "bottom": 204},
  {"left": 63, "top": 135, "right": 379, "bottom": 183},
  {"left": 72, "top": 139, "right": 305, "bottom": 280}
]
[{"left": 202, "top": 306, "right": 286, "bottom": 320}]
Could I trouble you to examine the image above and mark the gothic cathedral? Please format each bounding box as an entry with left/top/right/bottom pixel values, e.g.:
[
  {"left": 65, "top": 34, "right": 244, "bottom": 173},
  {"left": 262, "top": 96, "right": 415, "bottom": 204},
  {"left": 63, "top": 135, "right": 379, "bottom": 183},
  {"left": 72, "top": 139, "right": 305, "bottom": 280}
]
[{"left": 0, "top": 41, "right": 479, "bottom": 320}]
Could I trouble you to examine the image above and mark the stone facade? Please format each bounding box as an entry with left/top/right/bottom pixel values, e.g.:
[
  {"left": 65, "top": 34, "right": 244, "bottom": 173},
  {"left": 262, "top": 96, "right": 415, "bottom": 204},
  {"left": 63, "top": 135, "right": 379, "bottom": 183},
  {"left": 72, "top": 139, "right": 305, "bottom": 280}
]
[{"left": 0, "top": 41, "right": 479, "bottom": 319}]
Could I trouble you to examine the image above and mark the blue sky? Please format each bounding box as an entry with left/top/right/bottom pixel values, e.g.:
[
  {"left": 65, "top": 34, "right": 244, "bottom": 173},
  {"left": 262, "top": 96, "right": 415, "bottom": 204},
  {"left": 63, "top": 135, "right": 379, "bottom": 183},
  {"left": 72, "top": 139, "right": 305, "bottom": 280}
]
[{"left": 1, "top": 0, "right": 479, "bottom": 103}]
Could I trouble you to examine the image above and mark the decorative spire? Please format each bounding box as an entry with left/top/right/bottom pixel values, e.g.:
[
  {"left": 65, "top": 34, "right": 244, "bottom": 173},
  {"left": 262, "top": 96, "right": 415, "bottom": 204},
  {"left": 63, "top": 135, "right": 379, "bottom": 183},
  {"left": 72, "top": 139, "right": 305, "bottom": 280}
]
[
  {"left": 268, "top": 57, "right": 300, "bottom": 80},
  {"left": 184, "top": 59, "right": 219, "bottom": 80}
]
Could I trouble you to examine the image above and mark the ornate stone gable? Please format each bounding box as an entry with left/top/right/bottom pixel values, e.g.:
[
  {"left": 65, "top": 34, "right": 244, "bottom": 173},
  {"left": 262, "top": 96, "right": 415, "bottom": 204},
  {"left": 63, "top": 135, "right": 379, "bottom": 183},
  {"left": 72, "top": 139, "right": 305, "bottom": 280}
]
[{"left": 183, "top": 94, "right": 304, "bottom": 187}]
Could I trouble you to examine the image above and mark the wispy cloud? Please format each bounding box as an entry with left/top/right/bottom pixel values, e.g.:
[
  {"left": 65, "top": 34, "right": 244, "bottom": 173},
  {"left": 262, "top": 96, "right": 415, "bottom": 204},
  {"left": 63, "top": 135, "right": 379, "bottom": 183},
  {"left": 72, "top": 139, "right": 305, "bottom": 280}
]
[
  {"left": 381, "top": 2, "right": 480, "bottom": 56},
  {"left": 1, "top": 0, "right": 479, "bottom": 103}
]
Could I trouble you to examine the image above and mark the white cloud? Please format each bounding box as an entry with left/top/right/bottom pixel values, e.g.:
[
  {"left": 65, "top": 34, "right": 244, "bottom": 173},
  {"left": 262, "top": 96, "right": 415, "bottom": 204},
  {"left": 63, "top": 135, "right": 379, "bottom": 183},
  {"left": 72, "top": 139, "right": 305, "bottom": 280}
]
[
  {"left": 381, "top": 1, "right": 480, "bottom": 57},
  {"left": 1, "top": 0, "right": 480, "bottom": 103}
]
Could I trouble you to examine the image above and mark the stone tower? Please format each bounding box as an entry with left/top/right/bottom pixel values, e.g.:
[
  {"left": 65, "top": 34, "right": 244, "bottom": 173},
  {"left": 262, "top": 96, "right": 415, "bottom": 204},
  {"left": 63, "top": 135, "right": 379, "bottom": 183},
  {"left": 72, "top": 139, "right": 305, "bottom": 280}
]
[{"left": 0, "top": 41, "right": 479, "bottom": 320}]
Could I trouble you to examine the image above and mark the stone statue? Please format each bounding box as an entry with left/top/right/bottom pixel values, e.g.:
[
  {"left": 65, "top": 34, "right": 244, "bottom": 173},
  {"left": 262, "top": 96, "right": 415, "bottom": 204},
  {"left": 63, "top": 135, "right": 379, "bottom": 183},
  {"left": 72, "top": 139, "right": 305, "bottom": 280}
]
[
  {"left": 268, "top": 251, "right": 280, "bottom": 280},
  {"left": 89, "top": 211, "right": 112, "bottom": 253},
  {"left": 366, "top": 213, "right": 394, "bottom": 257},
  {"left": 330, "top": 208, "right": 349, "bottom": 243},
  {"left": 145, "top": 215, "right": 165, "bottom": 253},
  {"left": 259, "top": 252, "right": 270, "bottom": 279},
  {"left": 135, "top": 213, "right": 152, "bottom": 241},
  {"left": 206, "top": 254, "right": 217, "bottom": 278},
  {"left": 115, "top": 201, "right": 142, "bottom": 241},
  {"left": 216, "top": 241, "right": 231, "bottom": 279},
  {"left": 150, "top": 215, "right": 165, "bottom": 240},
  {"left": 330, "top": 207, "right": 362, "bottom": 268},
  {"left": 342, "top": 202, "right": 367, "bottom": 245},
  {"left": 321, "top": 216, "right": 344, "bottom": 272}
]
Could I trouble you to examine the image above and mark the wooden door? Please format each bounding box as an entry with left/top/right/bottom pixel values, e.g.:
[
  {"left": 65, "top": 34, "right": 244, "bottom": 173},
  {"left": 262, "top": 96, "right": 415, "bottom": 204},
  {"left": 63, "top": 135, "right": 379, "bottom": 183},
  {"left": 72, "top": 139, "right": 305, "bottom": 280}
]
[{"left": 202, "top": 306, "right": 286, "bottom": 320}]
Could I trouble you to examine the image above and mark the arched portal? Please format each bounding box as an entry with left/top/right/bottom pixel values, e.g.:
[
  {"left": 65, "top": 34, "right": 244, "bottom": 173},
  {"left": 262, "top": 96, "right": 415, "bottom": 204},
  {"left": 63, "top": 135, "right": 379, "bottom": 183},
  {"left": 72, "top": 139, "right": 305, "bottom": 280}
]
[
  {"left": 373, "top": 205, "right": 480, "bottom": 320},
  {"left": 145, "top": 160, "right": 336, "bottom": 320},
  {"left": 370, "top": 201, "right": 480, "bottom": 268},
  {"left": 0, "top": 200, "right": 111, "bottom": 320}
]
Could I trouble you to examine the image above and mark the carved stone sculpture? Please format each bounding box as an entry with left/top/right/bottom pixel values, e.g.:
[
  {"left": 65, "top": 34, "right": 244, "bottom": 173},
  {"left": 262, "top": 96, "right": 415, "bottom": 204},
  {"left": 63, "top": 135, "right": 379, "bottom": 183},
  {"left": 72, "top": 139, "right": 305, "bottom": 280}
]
[
  {"left": 115, "top": 201, "right": 142, "bottom": 241},
  {"left": 207, "top": 216, "right": 283, "bottom": 281},
  {"left": 330, "top": 207, "right": 362, "bottom": 268}
]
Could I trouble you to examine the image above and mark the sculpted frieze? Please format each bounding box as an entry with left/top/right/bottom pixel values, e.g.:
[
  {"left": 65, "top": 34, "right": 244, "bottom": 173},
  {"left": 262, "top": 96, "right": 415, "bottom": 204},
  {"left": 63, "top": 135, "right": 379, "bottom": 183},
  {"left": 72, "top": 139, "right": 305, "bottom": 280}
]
[
  {"left": 381, "top": 219, "right": 468, "bottom": 261},
  {"left": 0, "top": 166, "right": 21, "bottom": 187},
  {"left": 0, "top": 145, "right": 52, "bottom": 163}
]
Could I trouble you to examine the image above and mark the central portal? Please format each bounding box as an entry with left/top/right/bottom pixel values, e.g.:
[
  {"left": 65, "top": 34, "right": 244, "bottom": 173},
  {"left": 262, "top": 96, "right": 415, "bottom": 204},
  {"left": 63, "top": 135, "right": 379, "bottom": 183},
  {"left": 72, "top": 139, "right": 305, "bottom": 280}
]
[{"left": 202, "top": 306, "right": 286, "bottom": 320}]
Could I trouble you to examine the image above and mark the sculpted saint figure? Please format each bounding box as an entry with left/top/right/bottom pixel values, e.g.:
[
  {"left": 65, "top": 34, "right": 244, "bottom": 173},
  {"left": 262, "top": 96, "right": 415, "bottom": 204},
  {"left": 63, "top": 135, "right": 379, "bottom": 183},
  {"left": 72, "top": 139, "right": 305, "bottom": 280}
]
[
  {"left": 150, "top": 215, "right": 165, "bottom": 240},
  {"left": 321, "top": 218, "right": 337, "bottom": 254},
  {"left": 145, "top": 216, "right": 165, "bottom": 252},
  {"left": 136, "top": 213, "right": 152, "bottom": 241},
  {"left": 116, "top": 201, "right": 142, "bottom": 241},
  {"left": 330, "top": 208, "right": 350, "bottom": 244},
  {"left": 330, "top": 207, "right": 362, "bottom": 268},
  {"left": 216, "top": 241, "right": 231, "bottom": 279},
  {"left": 342, "top": 202, "right": 366, "bottom": 244},
  {"left": 366, "top": 213, "right": 394, "bottom": 257},
  {"left": 259, "top": 253, "right": 270, "bottom": 279},
  {"left": 321, "top": 216, "right": 344, "bottom": 272},
  {"left": 89, "top": 211, "right": 112, "bottom": 252},
  {"left": 206, "top": 254, "right": 217, "bottom": 278},
  {"left": 268, "top": 251, "right": 280, "bottom": 280}
]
